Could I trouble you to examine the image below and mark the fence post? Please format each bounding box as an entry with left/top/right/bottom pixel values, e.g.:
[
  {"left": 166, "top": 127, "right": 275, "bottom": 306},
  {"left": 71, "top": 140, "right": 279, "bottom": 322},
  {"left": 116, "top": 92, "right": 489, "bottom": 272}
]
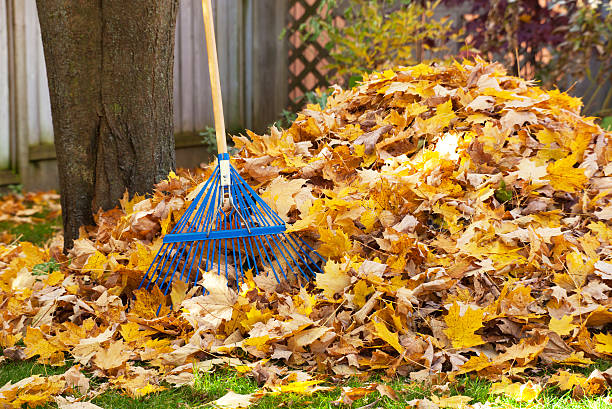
[
  {"left": 0, "top": 0, "right": 10, "bottom": 170},
  {"left": 11, "top": 0, "right": 29, "bottom": 185}
]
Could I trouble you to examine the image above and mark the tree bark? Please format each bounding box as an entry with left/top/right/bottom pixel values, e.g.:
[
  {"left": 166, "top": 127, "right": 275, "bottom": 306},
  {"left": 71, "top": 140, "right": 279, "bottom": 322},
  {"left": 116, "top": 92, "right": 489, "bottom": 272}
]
[{"left": 36, "top": 0, "right": 178, "bottom": 250}]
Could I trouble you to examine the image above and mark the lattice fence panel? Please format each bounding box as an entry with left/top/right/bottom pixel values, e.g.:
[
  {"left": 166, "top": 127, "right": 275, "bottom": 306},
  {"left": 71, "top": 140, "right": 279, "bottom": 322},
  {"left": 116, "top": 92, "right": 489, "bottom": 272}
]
[{"left": 287, "top": 0, "right": 333, "bottom": 112}]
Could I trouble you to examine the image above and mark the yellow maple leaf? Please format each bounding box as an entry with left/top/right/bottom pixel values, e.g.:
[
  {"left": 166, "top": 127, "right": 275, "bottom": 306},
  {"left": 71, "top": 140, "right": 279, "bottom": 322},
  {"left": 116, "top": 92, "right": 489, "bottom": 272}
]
[
  {"left": 0, "top": 331, "right": 20, "bottom": 349},
  {"left": 23, "top": 327, "right": 64, "bottom": 366},
  {"left": 316, "top": 259, "right": 352, "bottom": 299},
  {"left": 549, "top": 315, "right": 577, "bottom": 337},
  {"left": 554, "top": 351, "right": 594, "bottom": 366},
  {"left": 19, "top": 242, "right": 48, "bottom": 268},
  {"left": 131, "top": 288, "right": 170, "bottom": 319},
  {"left": 45, "top": 269, "right": 64, "bottom": 286},
  {"left": 549, "top": 370, "right": 587, "bottom": 391},
  {"left": 431, "top": 395, "right": 472, "bottom": 409},
  {"left": 490, "top": 378, "right": 542, "bottom": 402},
  {"left": 128, "top": 241, "right": 160, "bottom": 272},
  {"left": 93, "top": 340, "right": 129, "bottom": 371},
  {"left": 269, "top": 380, "right": 331, "bottom": 395},
  {"left": 241, "top": 307, "right": 273, "bottom": 331},
  {"left": 119, "top": 322, "right": 155, "bottom": 344},
  {"left": 588, "top": 222, "right": 612, "bottom": 243},
  {"left": 83, "top": 250, "right": 107, "bottom": 279},
  {"left": 594, "top": 333, "right": 612, "bottom": 355},
  {"left": 360, "top": 209, "right": 378, "bottom": 233},
  {"left": 352, "top": 280, "right": 374, "bottom": 309},
  {"left": 545, "top": 155, "right": 587, "bottom": 193},
  {"left": 565, "top": 250, "right": 594, "bottom": 288},
  {"left": 317, "top": 228, "right": 352, "bottom": 259},
  {"left": 134, "top": 382, "right": 166, "bottom": 397},
  {"left": 372, "top": 320, "right": 404, "bottom": 354},
  {"left": 455, "top": 354, "right": 492, "bottom": 375},
  {"left": 443, "top": 302, "right": 485, "bottom": 349}
]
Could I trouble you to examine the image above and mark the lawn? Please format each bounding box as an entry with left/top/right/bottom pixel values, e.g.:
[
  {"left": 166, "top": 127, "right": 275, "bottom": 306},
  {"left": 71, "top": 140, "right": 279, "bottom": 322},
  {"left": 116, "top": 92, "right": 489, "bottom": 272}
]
[
  {"left": 2, "top": 357, "right": 612, "bottom": 408},
  {"left": 0, "top": 189, "right": 61, "bottom": 246}
]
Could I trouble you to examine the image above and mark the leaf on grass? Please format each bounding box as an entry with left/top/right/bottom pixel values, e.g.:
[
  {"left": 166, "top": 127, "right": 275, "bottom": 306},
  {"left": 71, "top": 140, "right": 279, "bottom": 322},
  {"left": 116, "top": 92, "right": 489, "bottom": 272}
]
[
  {"left": 548, "top": 370, "right": 587, "bottom": 391},
  {"left": 209, "top": 391, "right": 257, "bottom": 408},
  {"left": 431, "top": 395, "right": 472, "bottom": 409},
  {"left": 490, "top": 377, "right": 542, "bottom": 402}
]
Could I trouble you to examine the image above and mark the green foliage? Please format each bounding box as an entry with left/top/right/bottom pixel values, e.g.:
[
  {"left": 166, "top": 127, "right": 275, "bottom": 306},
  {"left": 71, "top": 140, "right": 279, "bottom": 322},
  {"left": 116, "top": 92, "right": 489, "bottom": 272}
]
[
  {"left": 7, "top": 184, "right": 23, "bottom": 195},
  {"left": 199, "top": 127, "right": 217, "bottom": 153},
  {"left": 495, "top": 180, "right": 513, "bottom": 203},
  {"left": 32, "top": 259, "right": 61, "bottom": 276},
  {"left": 601, "top": 116, "right": 612, "bottom": 131},
  {"left": 303, "top": 88, "right": 330, "bottom": 109},
  {"left": 548, "top": 2, "right": 612, "bottom": 116},
  {"left": 0, "top": 215, "right": 61, "bottom": 246},
  {"left": 444, "top": 0, "right": 612, "bottom": 116},
  {"left": 200, "top": 126, "right": 246, "bottom": 156},
  {"left": 192, "top": 368, "right": 258, "bottom": 399},
  {"left": 298, "top": 0, "right": 460, "bottom": 84},
  {"left": 275, "top": 109, "right": 298, "bottom": 130}
]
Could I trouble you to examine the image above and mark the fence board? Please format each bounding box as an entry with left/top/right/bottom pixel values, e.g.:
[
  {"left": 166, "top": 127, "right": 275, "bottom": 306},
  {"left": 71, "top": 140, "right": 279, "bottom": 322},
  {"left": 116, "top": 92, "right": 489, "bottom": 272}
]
[
  {"left": 1, "top": 0, "right": 291, "bottom": 188},
  {"left": 0, "top": 1, "right": 9, "bottom": 169},
  {"left": 35, "top": 9, "right": 53, "bottom": 144},
  {"left": 248, "top": 0, "right": 289, "bottom": 131},
  {"left": 190, "top": 0, "right": 211, "bottom": 133},
  {"left": 24, "top": 0, "right": 40, "bottom": 146},
  {"left": 178, "top": 0, "right": 195, "bottom": 134},
  {"left": 12, "top": 0, "right": 29, "bottom": 179},
  {"left": 216, "top": 0, "right": 244, "bottom": 129},
  {"left": 177, "top": 0, "right": 244, "bottom": 135}
]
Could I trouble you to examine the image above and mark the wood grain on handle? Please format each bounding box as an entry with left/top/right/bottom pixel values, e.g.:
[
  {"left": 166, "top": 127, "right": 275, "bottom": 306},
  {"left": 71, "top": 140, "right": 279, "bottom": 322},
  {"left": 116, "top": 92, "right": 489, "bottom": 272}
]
[{"left": 201, "top": 0, "right": 227, "bottom": 155}]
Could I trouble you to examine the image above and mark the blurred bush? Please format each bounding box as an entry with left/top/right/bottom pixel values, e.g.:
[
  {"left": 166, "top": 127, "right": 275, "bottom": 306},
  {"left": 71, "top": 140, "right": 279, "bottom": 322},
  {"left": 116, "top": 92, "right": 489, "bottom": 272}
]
[
  {"left": 443, "top": 0, "right": 612, "bottom": 117},
  {"left": 296, "top": 0, "right": 611, "bottom": 117},
  {"left": 297, "top": 0, "right": 461, "bottom": 86}
]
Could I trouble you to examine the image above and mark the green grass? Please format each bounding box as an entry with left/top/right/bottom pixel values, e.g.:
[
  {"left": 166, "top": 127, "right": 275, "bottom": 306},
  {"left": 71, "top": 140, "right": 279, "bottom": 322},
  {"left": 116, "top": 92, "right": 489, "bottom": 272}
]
[
  {"left": 90, "top": 389, "right": 207, "bottom": 409},
  {"left": 2, "top": 357, "right": 612, "bottom": 408},
  {"left": 0, "top": 359, "right": 70, "bottom": 386},
  {"left": 0, "top": 209, "right": 61, "bottom": 245}
]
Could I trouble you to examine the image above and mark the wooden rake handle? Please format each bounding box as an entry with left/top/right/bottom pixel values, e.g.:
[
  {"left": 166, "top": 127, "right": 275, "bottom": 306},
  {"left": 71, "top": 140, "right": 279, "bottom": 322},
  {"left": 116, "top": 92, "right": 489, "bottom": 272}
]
[{"left": 201, "top": 0, "right": 227, "bottom": 155}]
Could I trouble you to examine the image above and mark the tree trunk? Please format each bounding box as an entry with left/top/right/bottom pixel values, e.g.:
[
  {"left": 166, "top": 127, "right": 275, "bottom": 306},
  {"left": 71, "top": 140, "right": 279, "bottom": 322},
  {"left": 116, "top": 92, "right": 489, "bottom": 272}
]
[{"left": 36, "top": 0, "right": 178, "bottom": 250}]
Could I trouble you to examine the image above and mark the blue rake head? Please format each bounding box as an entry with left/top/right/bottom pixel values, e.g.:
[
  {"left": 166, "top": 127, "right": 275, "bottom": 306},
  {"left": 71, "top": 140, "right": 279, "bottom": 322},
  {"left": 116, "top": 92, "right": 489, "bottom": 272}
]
[{"left": 138, "top": 154, "right": 325, "bottom": 301}]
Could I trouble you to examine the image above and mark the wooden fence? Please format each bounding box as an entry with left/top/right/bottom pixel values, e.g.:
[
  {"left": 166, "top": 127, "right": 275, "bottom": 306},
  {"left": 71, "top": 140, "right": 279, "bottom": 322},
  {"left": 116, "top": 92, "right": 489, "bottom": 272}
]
[{"left": 0, "top": 0, "right": 289, "bottom": 190}]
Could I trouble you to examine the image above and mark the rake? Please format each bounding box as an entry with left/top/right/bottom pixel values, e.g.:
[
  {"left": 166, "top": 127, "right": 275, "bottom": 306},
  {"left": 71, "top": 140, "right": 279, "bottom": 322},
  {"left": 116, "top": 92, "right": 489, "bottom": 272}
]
[{"left": 137, "top": 0, "right": 325, "bottom": 301}]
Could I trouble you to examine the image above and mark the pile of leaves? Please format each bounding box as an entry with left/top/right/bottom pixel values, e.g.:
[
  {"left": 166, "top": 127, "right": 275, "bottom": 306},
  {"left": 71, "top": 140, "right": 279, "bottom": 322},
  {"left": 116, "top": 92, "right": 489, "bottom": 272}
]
[{"left": 2, "top": 58, "right": 612, "bottom": 407}]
